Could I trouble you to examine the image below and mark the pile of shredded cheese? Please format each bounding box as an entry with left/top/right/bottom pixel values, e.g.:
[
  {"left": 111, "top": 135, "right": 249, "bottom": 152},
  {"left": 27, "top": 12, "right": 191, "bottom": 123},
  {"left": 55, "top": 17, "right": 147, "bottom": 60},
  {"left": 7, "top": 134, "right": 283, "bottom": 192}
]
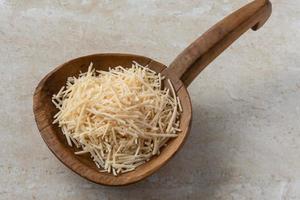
[{"left": 52, "top": 61, "right": 182, "bottom": 175}]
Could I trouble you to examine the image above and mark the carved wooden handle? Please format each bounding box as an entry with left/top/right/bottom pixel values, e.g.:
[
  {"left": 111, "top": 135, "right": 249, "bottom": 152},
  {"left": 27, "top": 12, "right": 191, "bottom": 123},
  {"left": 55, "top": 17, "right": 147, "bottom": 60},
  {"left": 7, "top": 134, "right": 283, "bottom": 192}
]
[{"left": 168, "top": 0, "right": 272, "bottom": 86}]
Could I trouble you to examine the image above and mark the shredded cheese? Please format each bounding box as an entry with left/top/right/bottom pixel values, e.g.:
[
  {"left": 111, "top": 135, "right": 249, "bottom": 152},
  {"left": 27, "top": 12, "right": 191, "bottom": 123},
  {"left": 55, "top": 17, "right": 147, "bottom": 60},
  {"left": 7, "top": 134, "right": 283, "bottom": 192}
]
[{"left": 52, "top": 61, "right": 182, "bottom": 175}]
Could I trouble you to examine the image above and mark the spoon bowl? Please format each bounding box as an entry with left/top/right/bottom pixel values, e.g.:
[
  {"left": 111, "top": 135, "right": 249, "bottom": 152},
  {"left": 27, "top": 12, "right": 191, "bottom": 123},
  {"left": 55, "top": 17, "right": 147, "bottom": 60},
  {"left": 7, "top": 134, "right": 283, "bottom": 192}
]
[
  {"left": 33, "top": 0, "right": 271, "bottom": 186},
  {"left": 33, "top": 53, "right": 192, "bottom": 185}
]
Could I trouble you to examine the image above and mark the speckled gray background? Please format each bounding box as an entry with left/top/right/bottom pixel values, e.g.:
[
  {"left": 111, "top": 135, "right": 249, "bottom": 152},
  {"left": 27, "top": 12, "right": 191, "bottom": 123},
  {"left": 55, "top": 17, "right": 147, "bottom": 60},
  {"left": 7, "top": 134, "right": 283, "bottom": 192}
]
[{"left": 1, "top": 0, "right": 300, "bottom": 199}]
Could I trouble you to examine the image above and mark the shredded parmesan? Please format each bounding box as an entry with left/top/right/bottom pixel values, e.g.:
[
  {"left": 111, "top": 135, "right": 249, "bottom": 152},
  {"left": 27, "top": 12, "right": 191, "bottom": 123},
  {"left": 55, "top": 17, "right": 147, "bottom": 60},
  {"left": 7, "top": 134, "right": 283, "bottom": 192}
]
[{"left": 52, "top": 61, "right": 182, "bottom": 175}]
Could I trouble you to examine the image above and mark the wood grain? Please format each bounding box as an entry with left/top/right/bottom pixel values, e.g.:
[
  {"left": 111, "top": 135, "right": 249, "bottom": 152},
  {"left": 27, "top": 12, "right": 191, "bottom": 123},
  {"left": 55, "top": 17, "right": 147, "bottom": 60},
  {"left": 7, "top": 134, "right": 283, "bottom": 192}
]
[{"left": 168, "top": 0, "right": 272, "bottom": 86}]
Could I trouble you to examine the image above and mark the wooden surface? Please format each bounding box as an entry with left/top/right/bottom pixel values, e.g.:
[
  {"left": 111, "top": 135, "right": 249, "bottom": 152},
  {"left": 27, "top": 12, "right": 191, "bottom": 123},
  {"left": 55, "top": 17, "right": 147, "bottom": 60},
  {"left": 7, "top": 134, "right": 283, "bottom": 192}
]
[
  {"left": 33, "top": 0, "right": 271, "bottom": 186},
  {"left": 168, "top": 0, "right": 272, "bottom": 86},
  {"left": 33, "top": 54, "right": 192, "bottom": 186}
]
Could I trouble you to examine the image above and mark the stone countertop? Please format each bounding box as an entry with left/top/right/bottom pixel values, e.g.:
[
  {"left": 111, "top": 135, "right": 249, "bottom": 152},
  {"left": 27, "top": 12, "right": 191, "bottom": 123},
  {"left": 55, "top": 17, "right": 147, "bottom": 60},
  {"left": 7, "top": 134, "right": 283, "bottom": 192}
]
[{"left": 1, "top": 0, "right": 299, "bottom": 199}]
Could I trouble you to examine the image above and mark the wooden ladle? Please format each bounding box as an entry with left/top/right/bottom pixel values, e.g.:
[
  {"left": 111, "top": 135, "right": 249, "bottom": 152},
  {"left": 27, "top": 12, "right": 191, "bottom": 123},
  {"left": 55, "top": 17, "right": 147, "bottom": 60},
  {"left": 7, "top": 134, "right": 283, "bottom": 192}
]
[{"left": 33, "top": 0, "right": 272, "bottom": 186}]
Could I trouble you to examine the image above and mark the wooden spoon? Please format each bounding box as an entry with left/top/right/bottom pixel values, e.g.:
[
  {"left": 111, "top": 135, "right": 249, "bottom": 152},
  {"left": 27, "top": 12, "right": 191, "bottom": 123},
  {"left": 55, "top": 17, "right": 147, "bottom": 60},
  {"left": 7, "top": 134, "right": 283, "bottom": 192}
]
[{"left": 33, "top": 0, "right": 272, "bottom": 186}]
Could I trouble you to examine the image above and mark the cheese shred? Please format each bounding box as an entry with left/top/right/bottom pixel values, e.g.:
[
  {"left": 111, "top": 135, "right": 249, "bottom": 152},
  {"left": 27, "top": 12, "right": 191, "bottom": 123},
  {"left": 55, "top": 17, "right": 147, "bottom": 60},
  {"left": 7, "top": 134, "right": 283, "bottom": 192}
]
[{"left": 52, "top": 61, "right": 182, "bottom": 175}]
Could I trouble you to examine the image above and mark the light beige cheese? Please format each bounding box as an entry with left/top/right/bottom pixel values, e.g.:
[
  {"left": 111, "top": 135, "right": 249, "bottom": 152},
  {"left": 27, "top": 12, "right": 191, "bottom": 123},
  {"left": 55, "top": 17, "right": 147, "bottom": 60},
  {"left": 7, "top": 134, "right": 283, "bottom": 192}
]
[{"left": 52, "top": 61, "right": 181, "bottom": 175}]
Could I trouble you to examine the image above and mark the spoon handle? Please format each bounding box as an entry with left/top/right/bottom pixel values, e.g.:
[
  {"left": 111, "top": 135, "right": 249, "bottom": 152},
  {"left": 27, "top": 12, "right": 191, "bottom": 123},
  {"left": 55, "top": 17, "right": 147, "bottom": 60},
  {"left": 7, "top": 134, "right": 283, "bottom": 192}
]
[{"left": 168, "top": 0, "right": 272, "bottom": 87}]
